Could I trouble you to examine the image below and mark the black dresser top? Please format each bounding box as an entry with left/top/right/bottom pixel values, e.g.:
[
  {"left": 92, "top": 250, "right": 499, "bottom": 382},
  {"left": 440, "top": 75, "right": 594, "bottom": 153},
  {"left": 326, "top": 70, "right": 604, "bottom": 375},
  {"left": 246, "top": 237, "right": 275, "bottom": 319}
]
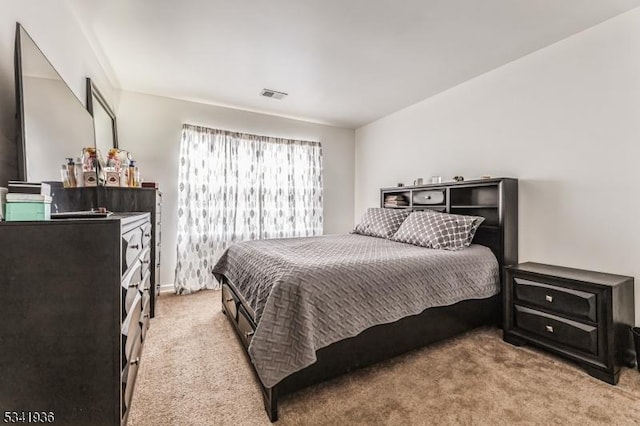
[
  {"left": 507, "top": 262, "right": 633, "bottom": 287},
  {"left": 0, "top": 212, "right": 149, "bottom": 227}
]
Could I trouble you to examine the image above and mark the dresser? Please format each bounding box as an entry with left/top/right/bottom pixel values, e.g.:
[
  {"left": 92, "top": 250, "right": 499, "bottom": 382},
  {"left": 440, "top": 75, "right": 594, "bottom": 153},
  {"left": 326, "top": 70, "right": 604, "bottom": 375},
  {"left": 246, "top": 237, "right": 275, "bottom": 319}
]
[
  {"left": 503, "top": 262, "right": 635, "bottom": 384},
  {"left": 0, "top": 213, "right": 152, "bottom": 425},
  {"left": 50, "top": 186, "right": 162, "bottom": 317}
]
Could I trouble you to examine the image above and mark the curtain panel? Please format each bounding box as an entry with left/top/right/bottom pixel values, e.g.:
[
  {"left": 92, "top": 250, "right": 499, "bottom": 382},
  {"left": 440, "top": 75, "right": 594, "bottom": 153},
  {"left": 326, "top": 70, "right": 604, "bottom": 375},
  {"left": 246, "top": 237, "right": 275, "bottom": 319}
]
[{"left": 174, "top": 124, "right": 323, "bottom": 294}]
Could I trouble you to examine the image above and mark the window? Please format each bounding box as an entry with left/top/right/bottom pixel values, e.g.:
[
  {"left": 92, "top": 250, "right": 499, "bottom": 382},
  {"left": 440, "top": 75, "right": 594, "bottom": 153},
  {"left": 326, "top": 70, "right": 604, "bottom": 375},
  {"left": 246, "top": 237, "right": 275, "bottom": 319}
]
[{"left": 174, "top": 124, "right": 323, "bottom": 293}]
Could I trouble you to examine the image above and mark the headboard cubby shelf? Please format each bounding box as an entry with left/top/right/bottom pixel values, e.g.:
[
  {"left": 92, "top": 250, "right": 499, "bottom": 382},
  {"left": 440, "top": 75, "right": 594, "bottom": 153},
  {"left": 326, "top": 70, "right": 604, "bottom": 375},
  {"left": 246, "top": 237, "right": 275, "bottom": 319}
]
[{"left": 380, "top": 177, "right": 518, "bottom": 270}]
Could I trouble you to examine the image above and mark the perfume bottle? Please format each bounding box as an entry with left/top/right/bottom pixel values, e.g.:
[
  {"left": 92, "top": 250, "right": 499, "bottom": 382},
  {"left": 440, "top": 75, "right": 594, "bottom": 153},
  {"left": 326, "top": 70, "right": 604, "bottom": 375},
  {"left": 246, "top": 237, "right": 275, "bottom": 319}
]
[
  {"left": 61, "top": 164, "right": 72, "bottom": 188},
  {"left": 75, "top": 157, "right": 84, "bottom": 187},
  {"left": 65, "top": 157, "right": 77, "bottom": 187},
  {"left": 134, "top": 166, "right": 141, "bottom": 187},
  {"left": 60, "top": 158, "right": 76, "bottom": 188},
  {"left": 128, "top": 160, "right": 136, "bottom": 187}
]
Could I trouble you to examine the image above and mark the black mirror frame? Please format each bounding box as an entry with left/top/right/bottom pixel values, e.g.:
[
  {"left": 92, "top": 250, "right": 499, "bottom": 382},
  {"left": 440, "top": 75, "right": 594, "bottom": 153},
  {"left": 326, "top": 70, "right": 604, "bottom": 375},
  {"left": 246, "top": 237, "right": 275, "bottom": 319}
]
[
  {"left": 14, "top": 23, "right": 26, "bottom": 181},
  {"left": 86, "top": 77, "right": 118, "bottom": 149}
]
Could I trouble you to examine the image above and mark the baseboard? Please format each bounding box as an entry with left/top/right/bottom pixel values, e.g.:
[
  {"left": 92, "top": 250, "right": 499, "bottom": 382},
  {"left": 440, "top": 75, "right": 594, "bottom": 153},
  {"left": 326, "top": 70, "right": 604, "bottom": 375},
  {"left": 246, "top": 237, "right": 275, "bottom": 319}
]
[
  {"left": 159, "top": 284, "right": 174, "bottom": 294},
  {"left": 158, "top": 284, "right": 221, "bottom": 294}
]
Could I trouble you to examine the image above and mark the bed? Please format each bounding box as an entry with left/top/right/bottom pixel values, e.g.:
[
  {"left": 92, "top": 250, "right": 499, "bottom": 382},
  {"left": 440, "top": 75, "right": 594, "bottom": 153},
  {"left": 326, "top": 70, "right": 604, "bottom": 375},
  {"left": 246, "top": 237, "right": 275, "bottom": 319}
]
[{"left": 214, "top": 178, "right": 518, "bottom": 421}]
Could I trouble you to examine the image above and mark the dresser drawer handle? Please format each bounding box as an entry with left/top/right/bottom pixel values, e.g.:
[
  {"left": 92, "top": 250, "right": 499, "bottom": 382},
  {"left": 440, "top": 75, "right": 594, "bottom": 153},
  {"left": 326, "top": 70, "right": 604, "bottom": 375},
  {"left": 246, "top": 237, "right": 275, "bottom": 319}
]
[
  {"left": 244, "top": 331, "right": 255, "bottom": 338},
  {"left": 130, "top": 357, "right": 140, "bottom": 366},
  {"left": 225, "top": 298, "right": 234, "bottom": 303},
  {"left": 141, "top": 260, "right": 150, "bottom": 264},
  {"left": 129, "top": 244, "right": 140, "bottom": 250},
  {"left": 128, "top": 282, "right": 140, "bottom": 289},
  {"left": 144, "top": 233, "right": 151, "bottom": 238},
  {"left": 545, "top": 295, "right": 553, "bottom": 303},
  {"left": 143, "top": 314, "right": 150, "bottom": 319},
  {"left": 545, "top": 325, "right": 554, "bottom": 333}
]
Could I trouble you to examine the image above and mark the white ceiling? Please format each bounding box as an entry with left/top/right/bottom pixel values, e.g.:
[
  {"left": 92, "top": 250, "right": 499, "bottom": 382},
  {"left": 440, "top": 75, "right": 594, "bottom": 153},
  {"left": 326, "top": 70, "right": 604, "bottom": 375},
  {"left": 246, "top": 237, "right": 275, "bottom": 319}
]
[{"left": 68, "top": 0, "right": 640, "bottom": 129}]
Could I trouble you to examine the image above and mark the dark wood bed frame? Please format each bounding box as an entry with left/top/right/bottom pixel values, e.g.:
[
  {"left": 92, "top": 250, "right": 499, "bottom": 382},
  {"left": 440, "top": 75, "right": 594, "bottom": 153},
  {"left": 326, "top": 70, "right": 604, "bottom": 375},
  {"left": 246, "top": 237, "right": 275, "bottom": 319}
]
[{"left": 220, "top": 178, "right": 518, "bottom": 422}]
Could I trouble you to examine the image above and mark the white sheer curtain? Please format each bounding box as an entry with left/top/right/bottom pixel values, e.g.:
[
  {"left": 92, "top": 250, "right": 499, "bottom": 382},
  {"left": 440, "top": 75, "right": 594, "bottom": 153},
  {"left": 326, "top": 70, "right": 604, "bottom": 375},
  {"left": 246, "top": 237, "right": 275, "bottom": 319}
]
[{"left": 174, "top": 124, "right": 323, "bottom": 294}]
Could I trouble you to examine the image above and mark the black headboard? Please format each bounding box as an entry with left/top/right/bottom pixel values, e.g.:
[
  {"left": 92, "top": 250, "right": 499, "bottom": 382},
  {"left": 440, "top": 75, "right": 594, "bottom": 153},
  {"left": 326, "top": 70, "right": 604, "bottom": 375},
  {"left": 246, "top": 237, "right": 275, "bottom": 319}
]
[{"left": 380, "top": 178, "right": 518, "bottom": 270}]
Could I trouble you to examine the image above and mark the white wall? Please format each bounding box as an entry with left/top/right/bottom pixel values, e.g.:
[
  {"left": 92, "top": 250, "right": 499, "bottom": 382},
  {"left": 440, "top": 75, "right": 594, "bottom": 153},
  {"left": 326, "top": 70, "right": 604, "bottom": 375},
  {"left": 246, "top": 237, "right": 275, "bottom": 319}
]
[
  {"left": 355, "top": 9, "right": 640, "bottom": 325},
  {"left": 0, "top": 0, "right": 116, "bottom": 185},
  {"left": 116, "top": 91, "right": 355, "bottom": 288}
]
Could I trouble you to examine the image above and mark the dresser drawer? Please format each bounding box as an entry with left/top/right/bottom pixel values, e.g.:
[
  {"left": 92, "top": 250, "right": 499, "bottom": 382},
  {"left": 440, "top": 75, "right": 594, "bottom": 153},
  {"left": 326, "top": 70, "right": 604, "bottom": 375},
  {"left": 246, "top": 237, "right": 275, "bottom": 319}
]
[
  {"left": 141, "top": 292, "right": 151, "bottom": 341},
  {"left": 122, "top": 227, "right": 143, "bottom": 272},
  {"left": 122, "top": 263, "right": 143, "bottom": 316},
  {"left": 514, "top": 305, "right": 598, "bottom": 355},
  {"left": 139, "top": 247, "right": 151, "bottom": 273},
  {"left": 121, "top": 331, "right": 142, "bottom": 414},
  {"left": 141, "top": 274, "right": 151, "bottom": 329},
  {"left": 141, "top": 223, "right": 152, "bottom": 248},
  {"left": 514, "top": 277, "right": 597, "bottom": 322},
  {"left": 122, "top": 293, "right": 143, "bottom": 359},
  {"left": 123, "top": 361, "right": 139, "bottom": 409},
  {"left": 141, "top": 268, "right": 151, "bottom": 292}
]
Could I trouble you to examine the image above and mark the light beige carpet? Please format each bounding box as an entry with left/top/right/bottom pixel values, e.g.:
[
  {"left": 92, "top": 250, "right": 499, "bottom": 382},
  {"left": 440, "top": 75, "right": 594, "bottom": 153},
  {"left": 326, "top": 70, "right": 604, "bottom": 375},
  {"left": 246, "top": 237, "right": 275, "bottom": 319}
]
[{"left": 128, "top": 290, "right": 640, "bottom": 426}]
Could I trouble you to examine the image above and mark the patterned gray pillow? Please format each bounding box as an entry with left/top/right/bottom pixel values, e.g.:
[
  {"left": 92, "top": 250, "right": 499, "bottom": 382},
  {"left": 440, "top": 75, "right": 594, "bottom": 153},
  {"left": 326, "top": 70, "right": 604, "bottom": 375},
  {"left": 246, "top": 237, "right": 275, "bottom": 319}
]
[
  {"left": 392, "top": 210, "right": 484, "bottom": 250},
  {"left": 353, "top": 208, "right": 411, "bottom": 239}
]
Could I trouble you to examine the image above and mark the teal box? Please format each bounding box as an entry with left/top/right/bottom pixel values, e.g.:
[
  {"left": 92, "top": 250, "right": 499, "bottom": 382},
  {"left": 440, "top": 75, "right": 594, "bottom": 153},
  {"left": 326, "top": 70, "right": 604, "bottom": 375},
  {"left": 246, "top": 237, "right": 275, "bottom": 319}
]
[{"left": 5, "top": 202, "right": 51, "bottom": 221}]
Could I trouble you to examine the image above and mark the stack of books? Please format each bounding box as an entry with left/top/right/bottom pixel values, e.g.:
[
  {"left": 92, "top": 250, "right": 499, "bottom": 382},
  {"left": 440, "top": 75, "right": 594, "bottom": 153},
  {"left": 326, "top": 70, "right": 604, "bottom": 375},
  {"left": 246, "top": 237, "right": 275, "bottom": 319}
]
[
  {"left": 5, "top": 181, "right": 52, "bottom": 221},
  {"left": 384, "top": 194, "right": 408, "bottom": 207}
]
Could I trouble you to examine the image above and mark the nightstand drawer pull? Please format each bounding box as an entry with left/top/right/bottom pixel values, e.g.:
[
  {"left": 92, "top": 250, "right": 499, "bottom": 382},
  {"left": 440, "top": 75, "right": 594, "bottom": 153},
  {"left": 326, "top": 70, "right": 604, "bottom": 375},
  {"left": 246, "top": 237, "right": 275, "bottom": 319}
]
[
  {"left": 545, "top": 295, "right": 553, "bottom": 303},
  {"left": 545, "top": 325, "right": 554, "bottom": 333}
]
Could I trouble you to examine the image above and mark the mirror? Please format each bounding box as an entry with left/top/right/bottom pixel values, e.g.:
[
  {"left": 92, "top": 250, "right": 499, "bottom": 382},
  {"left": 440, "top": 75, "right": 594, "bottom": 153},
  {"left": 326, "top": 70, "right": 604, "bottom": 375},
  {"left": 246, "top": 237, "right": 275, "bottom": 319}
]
[
  {"left": 86, "top": 78, "right": 118, "bottom": 156},
  {"left": 15, "top": 23, "right": 96, "bottom": 182}
]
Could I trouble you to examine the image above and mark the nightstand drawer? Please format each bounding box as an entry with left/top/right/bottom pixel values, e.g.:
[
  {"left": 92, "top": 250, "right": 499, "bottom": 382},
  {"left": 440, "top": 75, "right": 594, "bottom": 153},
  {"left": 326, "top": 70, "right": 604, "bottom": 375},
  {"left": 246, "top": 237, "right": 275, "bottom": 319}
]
[
  {"left": 514, "top": 277, "right": 597, "bottom": 322},
  {"left": 515, "top": 305, "right": 598, "bottom": 355}
]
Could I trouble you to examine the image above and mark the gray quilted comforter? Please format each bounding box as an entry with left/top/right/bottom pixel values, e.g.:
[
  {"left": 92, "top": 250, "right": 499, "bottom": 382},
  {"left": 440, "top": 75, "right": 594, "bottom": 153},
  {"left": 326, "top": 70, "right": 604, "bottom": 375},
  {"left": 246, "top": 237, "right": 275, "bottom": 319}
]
[{"left": 213, "top": 233, "right": 499, "bottom": 388}]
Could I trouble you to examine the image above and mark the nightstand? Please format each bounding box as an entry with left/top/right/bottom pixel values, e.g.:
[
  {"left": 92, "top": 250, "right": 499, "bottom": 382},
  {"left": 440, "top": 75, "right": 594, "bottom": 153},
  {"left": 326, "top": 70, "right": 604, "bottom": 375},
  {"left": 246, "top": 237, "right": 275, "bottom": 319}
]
[{"left": 503, "top": 262, "right": 635, "bottom": 384}]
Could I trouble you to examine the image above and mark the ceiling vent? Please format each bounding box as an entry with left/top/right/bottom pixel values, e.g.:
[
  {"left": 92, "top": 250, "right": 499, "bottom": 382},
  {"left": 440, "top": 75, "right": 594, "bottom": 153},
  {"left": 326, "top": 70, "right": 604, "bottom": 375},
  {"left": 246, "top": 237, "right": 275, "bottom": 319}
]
[{"left": 260, "top": 88, "right": 288, "bottom": 100}]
